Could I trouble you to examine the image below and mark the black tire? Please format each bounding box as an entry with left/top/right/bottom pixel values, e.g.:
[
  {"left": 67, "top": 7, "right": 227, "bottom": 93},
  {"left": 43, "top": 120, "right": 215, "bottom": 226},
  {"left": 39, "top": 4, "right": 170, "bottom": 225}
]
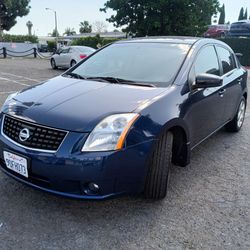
[
  {"left": 220, "top": 32, "right": 226, "bottom": 38},
  {"left": 225, "top": 97, "right": 246, "bottom": 132},
  {"left": 144, "top": 132, "right": 173, "bottom": 199},
  {"left": 51, "top": 59, "right": 57, "bottom": 69},
  {"left": 70, "top": 60, "right": 76, "bottom": 67}
]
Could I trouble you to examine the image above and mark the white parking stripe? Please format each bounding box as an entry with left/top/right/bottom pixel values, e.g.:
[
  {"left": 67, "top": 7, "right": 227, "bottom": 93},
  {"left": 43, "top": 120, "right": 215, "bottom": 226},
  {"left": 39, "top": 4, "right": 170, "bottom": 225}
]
[
  {"left": 0, "top": 76, "right": 30, "bottom": 86},
  {"left": 0, "top": 72, "right": 40, "bottom": 83},
  {"left": 0, "top": 91, "right": 16, "bottom": 95}
]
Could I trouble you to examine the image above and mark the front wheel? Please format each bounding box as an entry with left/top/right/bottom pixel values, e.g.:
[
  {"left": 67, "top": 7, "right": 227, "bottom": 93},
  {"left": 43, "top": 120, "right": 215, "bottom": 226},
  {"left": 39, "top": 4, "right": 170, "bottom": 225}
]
[
  {"left": 225, "top": 97, "right": 246, "bottom": 132},
  {"left": 70, "top": 60, "right": 76, "bottom": 67},
  {"left": 51, "top": 59, "right": 57, "bottom": 69},
  {"left": 144, "top": 132, "right": 173, "bottom": 199}
]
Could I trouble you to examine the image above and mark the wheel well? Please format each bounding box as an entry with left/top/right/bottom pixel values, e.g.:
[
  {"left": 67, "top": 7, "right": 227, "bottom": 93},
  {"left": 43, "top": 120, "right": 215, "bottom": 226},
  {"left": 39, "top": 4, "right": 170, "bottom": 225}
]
[{"left": 169, "top": 126, "right": 190, "bottom": 167}]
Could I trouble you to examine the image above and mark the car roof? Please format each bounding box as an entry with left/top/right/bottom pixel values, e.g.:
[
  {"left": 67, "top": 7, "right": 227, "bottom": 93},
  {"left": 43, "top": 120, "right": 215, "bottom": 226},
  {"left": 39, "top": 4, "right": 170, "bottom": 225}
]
[
  {"left": 116, "top": 36, "right": 216, "bottom": 45},
  {"left": 232, "top": 20, "right": 250, "bottom": 24},
  {"left": 114, "top": 36, "right": 234, "bottom": 52},
  {"left": 59, "top": 46, "right": 94, "bottom": 50},
  {"left": 71, "top": 46, "right": 95, "bottom": 49},
  {"left": 115, "top": 36, "right": 232, "bottom": 46}
]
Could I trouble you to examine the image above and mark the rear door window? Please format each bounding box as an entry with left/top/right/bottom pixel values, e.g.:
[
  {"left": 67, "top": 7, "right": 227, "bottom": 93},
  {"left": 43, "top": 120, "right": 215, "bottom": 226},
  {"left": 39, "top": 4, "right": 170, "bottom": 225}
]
[
  {"left": 193, "top": 46, "right": 220, "bottom": 76},
  {"left": 216, "top": 46, "right": 236, "bottom": 75}
]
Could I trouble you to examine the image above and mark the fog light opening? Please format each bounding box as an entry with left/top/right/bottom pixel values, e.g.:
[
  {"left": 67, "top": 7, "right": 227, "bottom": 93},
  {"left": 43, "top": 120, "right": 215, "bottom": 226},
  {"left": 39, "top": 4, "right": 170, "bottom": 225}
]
[{"left": 83, "top": 182, "right": 100, "bottom": 195}]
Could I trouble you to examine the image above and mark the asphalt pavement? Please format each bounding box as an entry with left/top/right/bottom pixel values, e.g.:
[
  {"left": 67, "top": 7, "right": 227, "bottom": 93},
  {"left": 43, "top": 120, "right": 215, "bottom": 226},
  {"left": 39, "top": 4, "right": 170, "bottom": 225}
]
[{"left": 0, "top": 58, "right": 249, "bottom": 250}]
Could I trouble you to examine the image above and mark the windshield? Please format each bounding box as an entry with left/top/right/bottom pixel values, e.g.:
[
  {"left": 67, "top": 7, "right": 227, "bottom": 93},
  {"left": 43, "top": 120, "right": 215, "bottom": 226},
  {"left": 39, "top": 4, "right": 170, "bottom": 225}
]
[{"left": 71, "top": 42, "right": 190, "bottom": 87}]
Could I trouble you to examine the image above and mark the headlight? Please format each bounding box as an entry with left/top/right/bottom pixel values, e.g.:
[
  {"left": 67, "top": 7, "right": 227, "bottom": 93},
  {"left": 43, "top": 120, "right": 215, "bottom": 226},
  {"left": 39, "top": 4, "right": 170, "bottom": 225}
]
[
  {"left": 1, "top": 92, "right": 18, "bottom": 112},
  {"left": 82, "top": 113, "right": 139, "bottom": 152},
  {"left": 4, "top": 92, "right": 18, "bottom": 104}
]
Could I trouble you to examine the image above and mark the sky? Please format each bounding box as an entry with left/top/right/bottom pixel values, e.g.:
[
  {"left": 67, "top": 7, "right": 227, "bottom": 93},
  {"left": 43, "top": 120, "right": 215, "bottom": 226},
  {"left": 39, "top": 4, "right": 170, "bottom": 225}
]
[{"left": 6, "top": 0, "right": 250, "bottom": 36}]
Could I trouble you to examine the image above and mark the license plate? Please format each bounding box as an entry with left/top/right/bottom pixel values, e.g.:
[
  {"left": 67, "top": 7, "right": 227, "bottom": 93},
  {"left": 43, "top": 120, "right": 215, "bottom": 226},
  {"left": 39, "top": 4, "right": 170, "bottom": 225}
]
[{"left": 3, "top": 151, "right": 28, "bottom": 178}]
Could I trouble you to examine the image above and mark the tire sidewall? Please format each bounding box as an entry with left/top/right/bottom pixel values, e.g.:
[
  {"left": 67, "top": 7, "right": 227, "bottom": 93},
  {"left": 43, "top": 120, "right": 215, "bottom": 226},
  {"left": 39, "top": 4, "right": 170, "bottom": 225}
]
[
  {"left": 51, "top": 59, "right": 56, "bottom": 69},
  {"left": 236, "top": 97, "right": 246, "bottom": 130},
  {"left": 71, "top": 60, "right": 76, "bottom": 67}
]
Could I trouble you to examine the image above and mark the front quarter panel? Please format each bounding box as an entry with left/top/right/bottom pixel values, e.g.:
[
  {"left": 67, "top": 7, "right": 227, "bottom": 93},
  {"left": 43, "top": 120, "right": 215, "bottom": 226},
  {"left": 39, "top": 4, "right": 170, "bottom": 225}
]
[{"left": 127, "top": 85, "right": 190, "bottom": 147}]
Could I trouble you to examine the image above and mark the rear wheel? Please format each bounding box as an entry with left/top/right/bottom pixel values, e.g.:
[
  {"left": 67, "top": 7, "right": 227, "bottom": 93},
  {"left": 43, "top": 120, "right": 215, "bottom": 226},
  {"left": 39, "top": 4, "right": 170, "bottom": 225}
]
[
  {"left": 220, "top": 32, "right": 226, "bottom": 38},
  {"left": 225, "top": 97, "right": 246, "bottom": 132},
  {"left": 144, "top": 132, "right": 173, "bottom": 199},
  {"left": 70, "top": 60, "right": 76, "bottom": 67},
  {"left": 51, "top": 59, "right": 57, "bottom": 69}
]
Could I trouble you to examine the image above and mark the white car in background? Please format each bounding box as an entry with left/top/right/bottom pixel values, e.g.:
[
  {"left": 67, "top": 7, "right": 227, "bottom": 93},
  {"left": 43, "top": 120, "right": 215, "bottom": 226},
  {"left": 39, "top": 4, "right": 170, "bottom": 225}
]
[{"left": 50, "top": 46, "right": 96, "bottom": 69}]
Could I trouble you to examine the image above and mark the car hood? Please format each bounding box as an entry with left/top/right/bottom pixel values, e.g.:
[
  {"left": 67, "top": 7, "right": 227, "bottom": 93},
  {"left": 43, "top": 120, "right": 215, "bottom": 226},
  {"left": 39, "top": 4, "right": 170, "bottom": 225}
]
[{"left": 3, "top": 76, "right": 167, "bottom": 132}]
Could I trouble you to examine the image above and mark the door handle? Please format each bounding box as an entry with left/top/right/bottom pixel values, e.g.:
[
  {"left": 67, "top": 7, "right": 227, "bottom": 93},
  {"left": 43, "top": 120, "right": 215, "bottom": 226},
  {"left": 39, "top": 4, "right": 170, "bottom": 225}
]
[{"left": 219, "top": 89, "right": 226, "bottom": 97}]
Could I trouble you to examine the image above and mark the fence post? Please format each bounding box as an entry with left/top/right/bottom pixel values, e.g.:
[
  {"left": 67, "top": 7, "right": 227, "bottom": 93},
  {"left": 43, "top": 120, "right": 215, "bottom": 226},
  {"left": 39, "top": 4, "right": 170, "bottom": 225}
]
[
  {"left": 3, "top": 47, "right": 7, "bottom": 58},
  {"left": 33, "top": 48, "right": 37, "bottom": 58}
]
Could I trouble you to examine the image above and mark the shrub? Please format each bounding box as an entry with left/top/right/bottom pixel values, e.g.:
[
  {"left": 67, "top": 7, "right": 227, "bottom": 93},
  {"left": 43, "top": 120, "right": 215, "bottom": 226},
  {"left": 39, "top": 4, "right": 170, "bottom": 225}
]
[
  {"left": 71, "top": 35, "right": 121, "bottom": 49},
  {"left": 220, "top": 37, "right": 250, "bottom": 66},
  {"left": 0, "top": 34, "right": 38, "bottom": 43},
  {"left": 47, "top": 41, "right": 56, "bottom": 52}
]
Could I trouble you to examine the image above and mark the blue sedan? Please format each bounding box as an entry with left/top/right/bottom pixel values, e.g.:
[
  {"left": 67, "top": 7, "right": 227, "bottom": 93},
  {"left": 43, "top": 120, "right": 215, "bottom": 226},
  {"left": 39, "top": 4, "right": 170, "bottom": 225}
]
[{"left": 0, "top": 37, "right": 248, "bottom": 200}]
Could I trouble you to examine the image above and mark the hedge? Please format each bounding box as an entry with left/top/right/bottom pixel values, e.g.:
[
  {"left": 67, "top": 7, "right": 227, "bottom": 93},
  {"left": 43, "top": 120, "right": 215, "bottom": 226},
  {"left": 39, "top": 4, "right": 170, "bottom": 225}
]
[
  {"left": 71, "top": 35, "right": 121, "bottom": 49},
  {"left": 47, "top": 41, "right": 56, "bottom": 52},
  {"left": 0, "top": 34, "right": 38, "bottom": 43},
  {"left": 220, "top": 38, "right": 250, "bottom": 66}
]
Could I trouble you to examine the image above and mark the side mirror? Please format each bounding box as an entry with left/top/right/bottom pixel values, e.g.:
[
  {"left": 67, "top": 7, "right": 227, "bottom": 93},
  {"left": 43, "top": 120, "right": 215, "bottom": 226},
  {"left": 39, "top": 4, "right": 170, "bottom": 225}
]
[
  {"left": 192, "top": 73, "right": 223, "bottom": 90},
  {"left": 235, "top": 53, "right": 243, "bottom": 58}
]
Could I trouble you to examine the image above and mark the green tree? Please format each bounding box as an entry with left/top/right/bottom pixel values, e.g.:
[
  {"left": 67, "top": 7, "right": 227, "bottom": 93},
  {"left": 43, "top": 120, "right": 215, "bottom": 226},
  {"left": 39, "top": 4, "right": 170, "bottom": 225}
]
[
  {"left": 0, "top": 0, "right": 30, "bottom": 35},
  {"left": 64, "top": 27, "right": 76, "bottom": 36},
  {"left": 243, "top": 8, "right": 248, "bottom": 20},
  {"left": 238, "top": 7, "right": 244, "bottom": 20},
  {"left": 100, "top": 0, "right": 220, "bottom": 37},
  {"left": 50, "top": 29, "right": 60, "bottom": 37},
  {"left": 218, "top": 4, "right": 225, "bottom": 24},
  {"left": 79, "top": 21, "right": 92, "bottom": 33}
]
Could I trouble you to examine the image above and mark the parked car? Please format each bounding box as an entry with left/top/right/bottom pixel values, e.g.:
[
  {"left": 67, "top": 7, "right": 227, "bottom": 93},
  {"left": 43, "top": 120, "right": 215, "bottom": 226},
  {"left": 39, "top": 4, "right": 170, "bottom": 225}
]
[
  {"left": 229, "top": 20, "right": 250, "bottom": 37},
  {"left": 38, "top": 44, "right": 48, "bottom": 53},
  {"left": 0, "top": 37, "right": 247, "bottom": 200},
  {"left": 51, "top": 46, "right": 96, "bottom": 69},
  {"left": 204, "top": 24, "right": 230, "bottom": 38}
]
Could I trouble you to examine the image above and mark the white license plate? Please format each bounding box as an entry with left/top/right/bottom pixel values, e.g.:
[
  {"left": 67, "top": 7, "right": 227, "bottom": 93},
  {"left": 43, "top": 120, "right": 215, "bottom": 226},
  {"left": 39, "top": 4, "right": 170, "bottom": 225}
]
[{"left": 3, "top": 151, "right": 28, "bottom": 178}]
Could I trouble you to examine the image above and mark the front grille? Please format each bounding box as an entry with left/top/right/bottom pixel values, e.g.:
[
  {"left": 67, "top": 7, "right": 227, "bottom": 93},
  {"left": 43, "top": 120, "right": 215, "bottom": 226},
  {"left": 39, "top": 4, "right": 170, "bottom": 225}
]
[{"left": 2, "top": 115, "right": 67, "bottom": 152}]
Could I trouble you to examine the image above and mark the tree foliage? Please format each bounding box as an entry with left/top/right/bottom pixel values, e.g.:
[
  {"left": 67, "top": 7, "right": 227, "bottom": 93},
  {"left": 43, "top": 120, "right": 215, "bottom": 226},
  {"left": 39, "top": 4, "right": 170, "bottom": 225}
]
[
  {"left": 243, "top": 8, "right": 248, "bottom": 20},
  {"left": 238, "top": 7, "right": 244, "bottom": 21},
  {"left": 71, "top": 34, "right": 119, "bottom": 49},
  {"left": 79, "top": 21, "right": 92, "bottom": 33},
  {"left": 218, "top": 4, "right": 225, "bottom": 24},
  {"left": 0, "top": 0, "right": 30, "bottom": 31},
  {"left": 101, "top": 0, "right": 220, "bottom": 36},
  {"left": 0, "top": 34, "right": 38, "bottom": 43},
  {"left": 50, "top": 29, "right": 59, "bottom": 37},
  {"left": 92, "top": 21, "right": 108, "bottom": 33},
  {"left": 64, "top": 27, "right": 76, "bottom": 36}
]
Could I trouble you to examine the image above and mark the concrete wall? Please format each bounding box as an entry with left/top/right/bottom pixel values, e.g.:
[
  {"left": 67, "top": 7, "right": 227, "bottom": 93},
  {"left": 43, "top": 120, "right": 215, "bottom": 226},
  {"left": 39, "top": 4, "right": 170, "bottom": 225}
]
[{"left": 0, "top": 42, "right": 37, "bottom": 57}]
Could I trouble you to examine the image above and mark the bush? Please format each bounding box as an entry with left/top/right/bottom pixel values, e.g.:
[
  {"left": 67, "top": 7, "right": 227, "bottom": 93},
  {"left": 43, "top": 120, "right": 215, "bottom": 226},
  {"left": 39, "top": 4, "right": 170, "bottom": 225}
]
[
  {"left": 0, "top": 34, "right": 38, "bottom": 43},
  {"left": 71, "top": 35, "right": 121, "bottom": 49},
  {"left": 47, "top": 41, "right": 56, "bottom": 52},
  {"left": 220, "top": 38, "right": 250, "bottom": 66}
]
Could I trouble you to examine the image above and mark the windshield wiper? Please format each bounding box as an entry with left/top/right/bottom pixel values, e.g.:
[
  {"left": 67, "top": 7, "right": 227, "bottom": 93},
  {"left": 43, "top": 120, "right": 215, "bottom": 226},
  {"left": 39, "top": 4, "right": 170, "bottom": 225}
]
[
  {"left": 86, "top": 76, "right": 155, "bottom": 87},
  {"left": 64, "top": 72, "right": 86, "bottom": 80}
]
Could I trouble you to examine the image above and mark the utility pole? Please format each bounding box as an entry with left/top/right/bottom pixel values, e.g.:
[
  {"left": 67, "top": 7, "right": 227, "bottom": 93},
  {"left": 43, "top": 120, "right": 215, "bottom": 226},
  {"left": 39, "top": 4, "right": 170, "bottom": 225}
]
[{"left": 46, "top": 8, "right": 58, "bottom": 48}]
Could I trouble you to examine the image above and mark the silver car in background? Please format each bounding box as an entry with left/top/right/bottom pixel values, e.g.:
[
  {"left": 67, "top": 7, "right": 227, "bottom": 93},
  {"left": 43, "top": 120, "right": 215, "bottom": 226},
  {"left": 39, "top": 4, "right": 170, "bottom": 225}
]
[{"left": 51, "top": 46, "right": 96, "bottom": 69}]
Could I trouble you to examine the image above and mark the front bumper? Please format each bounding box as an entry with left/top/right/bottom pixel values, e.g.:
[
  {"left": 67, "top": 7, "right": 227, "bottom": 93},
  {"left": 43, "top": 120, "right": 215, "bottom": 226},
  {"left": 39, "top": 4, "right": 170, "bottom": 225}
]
[{"left": 0, "top": 118, "right": 155, "bottom": 200}]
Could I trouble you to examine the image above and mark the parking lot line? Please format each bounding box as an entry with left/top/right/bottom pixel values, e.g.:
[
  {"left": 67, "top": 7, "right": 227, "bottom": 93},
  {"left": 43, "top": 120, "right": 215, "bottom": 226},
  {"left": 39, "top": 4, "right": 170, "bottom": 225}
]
[
  {"left": 0, "top": 76, "right": 30, "bottom": 87},
  {"left": 0, "top": 72, "right": 40, "bottom": 83}
]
